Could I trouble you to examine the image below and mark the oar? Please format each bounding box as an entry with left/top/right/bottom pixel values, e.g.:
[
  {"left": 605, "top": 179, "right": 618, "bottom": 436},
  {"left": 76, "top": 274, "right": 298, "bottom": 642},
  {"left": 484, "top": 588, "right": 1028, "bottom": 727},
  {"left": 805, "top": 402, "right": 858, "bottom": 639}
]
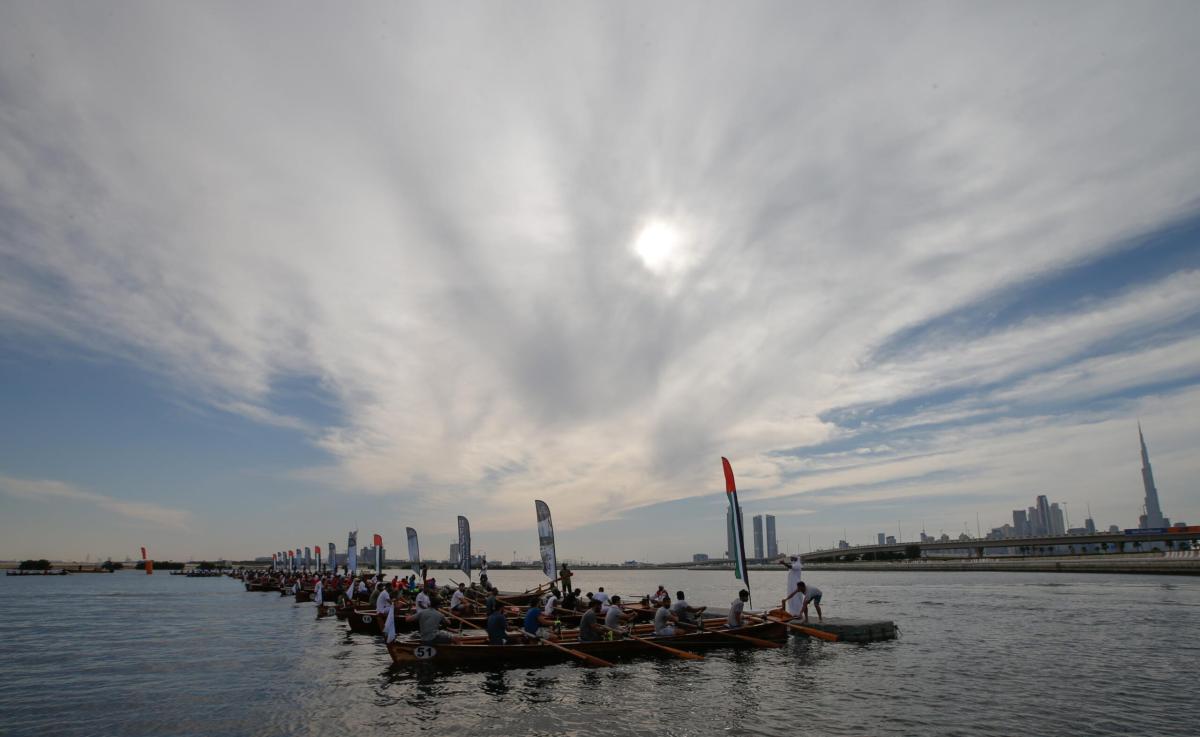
[
  {"left": 529, "top": 633, "right": 615, "bottom": 668},
  {"left": 676, "top": 621, "right": 783, "bottom": 649},
  {"left": 601, "top": 625, "right": 703, "bottom": 661},
  {"left": 753, "top": 613, "right": 839, "bottom": 642},
  {"left": 438, "top": 607, "right": 486, "bottom": 632}
]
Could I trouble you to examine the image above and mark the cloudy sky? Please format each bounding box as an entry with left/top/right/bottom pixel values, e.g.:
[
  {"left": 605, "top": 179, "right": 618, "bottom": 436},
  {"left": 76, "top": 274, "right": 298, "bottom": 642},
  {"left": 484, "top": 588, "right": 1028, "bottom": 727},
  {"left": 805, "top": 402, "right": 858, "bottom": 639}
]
[{"left": 1, "top": 1, "right": 1197, "bottom": 563}]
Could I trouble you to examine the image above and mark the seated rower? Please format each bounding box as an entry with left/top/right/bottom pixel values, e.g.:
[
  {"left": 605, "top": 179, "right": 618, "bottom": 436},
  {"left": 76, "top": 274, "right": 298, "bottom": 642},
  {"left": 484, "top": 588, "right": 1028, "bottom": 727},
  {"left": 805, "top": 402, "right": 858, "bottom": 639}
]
[
  {"left": 652, "top": 596, "right": 679, "bottom": 637},
  {"left": 727, "top": 589, "right": 750, "bottom": 628},
  {"left": 562, "top": 588, "right": 581, "bottom": 611},
  {"left": 544, "top": 587, "right": 561, "bottom": 619},
  {"left": 523, "top": 599, "right": 558, "bottom": 643},
  {"left": 671, "top": 590, "right": 707, "bottom": 630},
  {"left": 650, "top": 585, "right": 669, "bottom": 606},
  {"left": 405, "top": 606, "right": 461, "bottom": 646},
  {"left": 449, "top": 582, "right": 472, "bottom": 616},
  {"left": 375, "top": 583, "right": 392, "bottom": 615},
  {"left": 415, "top": 582, "right": 432, "bottom": 610},
  {"left": 603, "top": 595, "right": 636, "bottom": 636},
  {"left": 578, "top": 598, "right": 605, "bottom": 642},
  {"left": 485, "top": 600, "right": 510, "bottom": 645}
]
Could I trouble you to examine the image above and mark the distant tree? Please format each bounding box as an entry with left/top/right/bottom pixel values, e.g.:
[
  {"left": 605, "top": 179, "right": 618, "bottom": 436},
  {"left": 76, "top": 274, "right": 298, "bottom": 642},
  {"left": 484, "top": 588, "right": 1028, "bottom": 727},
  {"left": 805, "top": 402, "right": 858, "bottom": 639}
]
[
  {"left": 904, "top": 544, "right": 921, "bottom": 560},
  {"left": 19, "top": 559, "right": 52, "bottom": 570},
  {"left": 1133, "top": 541, "right": 1143, "bottom": 552},
  {"left": 197, "top": 561, "right": 215, "bottom": 570}
]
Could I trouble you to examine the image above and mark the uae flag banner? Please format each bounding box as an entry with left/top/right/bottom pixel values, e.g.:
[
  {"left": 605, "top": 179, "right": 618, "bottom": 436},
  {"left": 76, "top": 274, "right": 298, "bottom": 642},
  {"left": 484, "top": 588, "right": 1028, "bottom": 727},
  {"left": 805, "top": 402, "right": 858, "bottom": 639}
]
[
  {"left": 373, "top": 534, "right": 383, "bottom": 574},
  {"left": 457, "top": 516, "right": 471, "bottom": 579},
  {"left": 535, "top": 500, "right": 557, "bottom": 582},
  {"left": 314, "top": 545, "right": 321, "bottom": 571},
  {"left": 406, "top": 528, "right": 420, "bottom": 579},
  {"left": 722, "top": 457, "right": 751, "bottom": 591}
]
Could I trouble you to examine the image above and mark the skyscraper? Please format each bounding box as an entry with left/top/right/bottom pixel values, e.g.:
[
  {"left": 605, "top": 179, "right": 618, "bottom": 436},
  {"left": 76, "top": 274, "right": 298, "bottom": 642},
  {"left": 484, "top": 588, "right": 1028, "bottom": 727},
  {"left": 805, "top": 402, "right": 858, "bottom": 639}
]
[
  {"left": 752, "top": 515, "right": 764, "bottom": 559},
  {"left": 1012, "top": 509, "right": 1029, "bottom": 536},
  {"left": 1036, "top": 496, "right": 1052, "bottom": 536},
  {"left": 1049, "top": 503, "right": 1066, "bottom": 536},
  {"left": 1139, "top": 424, "right": 1168, "bottom": 529},
  {"left": 766, "top": 515, "right": 778, "bottom": 558}
]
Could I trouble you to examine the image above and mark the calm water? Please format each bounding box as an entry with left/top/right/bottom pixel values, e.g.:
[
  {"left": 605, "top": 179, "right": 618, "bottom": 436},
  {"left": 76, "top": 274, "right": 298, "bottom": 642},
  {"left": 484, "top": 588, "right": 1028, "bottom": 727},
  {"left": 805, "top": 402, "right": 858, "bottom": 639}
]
[{"left": 1, "top": 567, "right": 1196, "bottom": 736}]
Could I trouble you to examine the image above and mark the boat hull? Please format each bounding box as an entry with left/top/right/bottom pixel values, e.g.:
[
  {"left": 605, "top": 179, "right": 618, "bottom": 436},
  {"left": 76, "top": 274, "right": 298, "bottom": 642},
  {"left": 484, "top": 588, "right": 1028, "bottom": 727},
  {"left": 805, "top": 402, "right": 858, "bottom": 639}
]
[{"left": 386, "top": 621, "right": 787, "bottom": 667}]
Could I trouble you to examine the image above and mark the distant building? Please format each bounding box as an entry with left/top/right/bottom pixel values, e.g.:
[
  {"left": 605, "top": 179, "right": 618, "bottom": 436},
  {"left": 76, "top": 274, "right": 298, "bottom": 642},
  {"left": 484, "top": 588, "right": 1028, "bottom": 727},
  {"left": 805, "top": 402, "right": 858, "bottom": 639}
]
[
  {"left": 766, "top": 515, "right": 778, "bottom": 558},
  {"left": 837, "top": 540, "right": 850, "bottom": 550},
  {"left": 877, "top": 533, "right": 886, "bottom": 545},
  {"left": 886, "top": 535, "right": 897, "bottom": 545},
  {"left": 1036, "top": 496, "right": 1052, "bottom": 536},
  {"left": 752, "top": 515, "right": 765, "bottom": 559},
  {"left": 1085, "top": 517, "right": 1096, "bottom": 534},
  {"left": 692, "top": 553, "right": 709, "bottom": 562},
  {"left": 1138, "top": 424, "right": 1170, "bottom": 529},
  {"left": 1049, "top": 503, "right": 1066, "bottom": 536},
  {"left": 1012, "top": 509, "right": 1029, "bottom": 536},
  {"left": 1108, "top": 524, "right": 1120, "bottom": 533}
]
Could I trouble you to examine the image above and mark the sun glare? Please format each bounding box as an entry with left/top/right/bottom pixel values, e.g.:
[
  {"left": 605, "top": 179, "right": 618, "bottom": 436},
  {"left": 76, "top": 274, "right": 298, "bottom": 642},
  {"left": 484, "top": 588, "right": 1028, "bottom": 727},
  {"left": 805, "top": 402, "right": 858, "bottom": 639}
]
[{"left": 633, "top": 220, "right": 686, "bottom": 275}]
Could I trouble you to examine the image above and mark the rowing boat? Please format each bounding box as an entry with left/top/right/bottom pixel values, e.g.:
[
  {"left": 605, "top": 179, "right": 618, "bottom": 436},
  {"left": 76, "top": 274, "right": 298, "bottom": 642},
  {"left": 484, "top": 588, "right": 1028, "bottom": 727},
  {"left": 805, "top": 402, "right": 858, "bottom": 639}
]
[{"left": 386, "top": 620, "right": 787, "bottom": 667}]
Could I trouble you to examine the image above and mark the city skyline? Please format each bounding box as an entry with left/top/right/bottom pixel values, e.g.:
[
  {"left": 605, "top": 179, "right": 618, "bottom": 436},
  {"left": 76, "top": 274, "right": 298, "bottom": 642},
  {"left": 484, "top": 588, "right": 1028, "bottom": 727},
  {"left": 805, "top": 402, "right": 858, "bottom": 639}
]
[{"left": 1, "top": 3, "right": 1198, "bottom": 562}]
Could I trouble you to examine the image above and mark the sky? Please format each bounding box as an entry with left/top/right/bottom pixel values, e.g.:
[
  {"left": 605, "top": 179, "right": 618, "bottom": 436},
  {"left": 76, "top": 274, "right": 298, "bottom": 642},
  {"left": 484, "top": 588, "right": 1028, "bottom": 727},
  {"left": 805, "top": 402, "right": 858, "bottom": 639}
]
[{"left": 1, "top": 1, "right": 1198, "bottom": 563}]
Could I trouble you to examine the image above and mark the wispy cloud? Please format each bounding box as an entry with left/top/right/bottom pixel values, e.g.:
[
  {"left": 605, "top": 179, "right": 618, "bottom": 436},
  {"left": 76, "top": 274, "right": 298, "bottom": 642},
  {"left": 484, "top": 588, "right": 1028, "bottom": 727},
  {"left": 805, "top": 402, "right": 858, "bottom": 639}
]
[
  {"left": 0, "top": 2, "right": 1198, "bottom": 553},
  {"left": 0, "top": 475, "right": 191, "bottom": 530}
]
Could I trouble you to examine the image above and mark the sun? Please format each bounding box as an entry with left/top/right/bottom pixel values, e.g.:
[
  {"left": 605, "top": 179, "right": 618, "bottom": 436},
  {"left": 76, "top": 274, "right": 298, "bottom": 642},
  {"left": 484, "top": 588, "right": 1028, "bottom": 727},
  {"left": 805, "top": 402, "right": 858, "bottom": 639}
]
[{"left": 633, "top": 220, "right": 687, "bottom": 275}]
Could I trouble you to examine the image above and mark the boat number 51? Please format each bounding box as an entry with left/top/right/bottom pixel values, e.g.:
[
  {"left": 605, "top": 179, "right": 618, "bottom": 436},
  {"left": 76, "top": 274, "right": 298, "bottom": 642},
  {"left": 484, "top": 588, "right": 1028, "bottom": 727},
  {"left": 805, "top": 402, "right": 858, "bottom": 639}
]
[{"left": 414, "top": 646, "right": 437, "bottom": 659}]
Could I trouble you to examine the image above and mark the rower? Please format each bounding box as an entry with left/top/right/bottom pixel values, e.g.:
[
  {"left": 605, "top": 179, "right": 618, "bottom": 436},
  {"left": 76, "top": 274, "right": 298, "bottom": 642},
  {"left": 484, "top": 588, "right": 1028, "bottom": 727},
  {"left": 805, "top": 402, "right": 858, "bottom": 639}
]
[
  {"left": 404, "top": 607, "right": 460, "bottom": 646},
  {"left": 368, "top": 582, "right": 384, "bottom": 609},
  {"left": 415, "top": 582, "right": 432, "bottom": 610},
  {"left": 559, "top": 562, "right": 572, "bottom": 594},
  {"left": 652, "top": 595, "right": 679, "bottom": 637},
  {"left": 671, "top": 590, "right": 707, "bottom": 630},
  {"left": 603, "top": 594, "right": 635, "bottom": 636},
  {"left": 450, "top": 582, "right": 471, "bottom": 615},
  {"left": 650, "top": 585, "right": 669, "bottom": 606},
  {"left": 593, "top": 587, "right": 610, "bottom": 608},
  {"left": 728, "top": 589, "right": 750, "bottom": 628},
  {"left": 375, "top": 583, "right": 392, "bottom": 615},
  {"left": 578, "top": 598, "right": 605, "bottom": 642},
  {"left": 544, "top": 587, "right": 561, "bottom": 618},
  {"left": 562, "top": 588, "right": 581, "bottom": 611},
  {"left": 523, "top": 598, "right": 558, "bottom": 642},
  {"left": 485, "top": 597, "right": 510, "bottom": 645}
]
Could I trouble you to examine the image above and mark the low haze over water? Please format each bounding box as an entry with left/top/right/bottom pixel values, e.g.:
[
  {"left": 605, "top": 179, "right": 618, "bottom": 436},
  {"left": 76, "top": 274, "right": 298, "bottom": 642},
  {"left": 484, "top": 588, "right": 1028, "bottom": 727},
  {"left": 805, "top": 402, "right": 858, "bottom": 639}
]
[{"left": 1, "top": 569, "right": 1196, "bottom": 736}]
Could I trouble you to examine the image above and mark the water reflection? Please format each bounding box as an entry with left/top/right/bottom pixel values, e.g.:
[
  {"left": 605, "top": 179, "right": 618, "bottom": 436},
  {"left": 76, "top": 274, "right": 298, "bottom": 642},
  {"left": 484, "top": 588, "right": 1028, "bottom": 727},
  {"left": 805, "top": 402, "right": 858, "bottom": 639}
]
[{"left": 481, "top": 669, "right": 511, "bottom": 696}]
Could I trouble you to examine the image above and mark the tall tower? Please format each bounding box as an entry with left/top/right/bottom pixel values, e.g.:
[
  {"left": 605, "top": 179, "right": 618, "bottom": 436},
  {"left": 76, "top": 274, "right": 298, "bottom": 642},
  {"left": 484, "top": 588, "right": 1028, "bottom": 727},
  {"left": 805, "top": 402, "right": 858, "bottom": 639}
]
[
  {"left": 766, "top": 515, "right": 778, "bottom": 558},
  {"left": 1139, "top": 424, "right": 1167, "bottom": 529},
  {"left": 752, "top": 515, "right": 764, "bottom": 559}
]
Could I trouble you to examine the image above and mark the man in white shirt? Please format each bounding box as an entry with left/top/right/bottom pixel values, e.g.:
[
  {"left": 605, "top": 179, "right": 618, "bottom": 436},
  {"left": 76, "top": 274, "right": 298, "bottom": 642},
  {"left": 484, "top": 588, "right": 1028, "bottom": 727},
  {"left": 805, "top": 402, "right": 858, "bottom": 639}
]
[
  {"left": 450, "top": 582, "right": 470, "bottom": 615},
  {"left": 544, "top": 588, "right": 560, "bottom": 617},
  {"left": 415, "top": 584, "right": 432, "bottom": 610},
  {"left": 728, "top": 589, "right": 750, "bottom": 628},
  {"left": 780, "top": 556, "right": 804, "bottom": 617},
  {"left": 593, "top": 587, "right": 610, "bottom": 606},
  {"left": 375, "top": 584, "right": 392, "bottom": 615}
]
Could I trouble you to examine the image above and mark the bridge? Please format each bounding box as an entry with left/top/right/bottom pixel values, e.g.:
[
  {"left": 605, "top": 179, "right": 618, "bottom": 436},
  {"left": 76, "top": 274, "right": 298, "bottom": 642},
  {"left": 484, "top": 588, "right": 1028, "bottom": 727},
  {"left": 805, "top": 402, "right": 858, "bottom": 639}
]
[{"left": 798, "top": 528, "right": 1200, "bottom": 562}]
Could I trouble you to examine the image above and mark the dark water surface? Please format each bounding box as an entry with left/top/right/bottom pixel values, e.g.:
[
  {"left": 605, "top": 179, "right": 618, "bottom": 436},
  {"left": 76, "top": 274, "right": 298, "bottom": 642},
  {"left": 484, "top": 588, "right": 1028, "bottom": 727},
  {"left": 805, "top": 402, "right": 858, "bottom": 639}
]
[{"left": 1, "top": 568, "right": 1196, "bottom": 736}]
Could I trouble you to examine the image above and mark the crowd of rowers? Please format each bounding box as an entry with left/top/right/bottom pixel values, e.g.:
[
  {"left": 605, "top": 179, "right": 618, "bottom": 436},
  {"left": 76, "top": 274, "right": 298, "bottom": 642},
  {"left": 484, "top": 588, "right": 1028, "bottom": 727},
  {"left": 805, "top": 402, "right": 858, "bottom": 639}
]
[{"left": 242, "top": 555, "right": 825, "bottom": 650}]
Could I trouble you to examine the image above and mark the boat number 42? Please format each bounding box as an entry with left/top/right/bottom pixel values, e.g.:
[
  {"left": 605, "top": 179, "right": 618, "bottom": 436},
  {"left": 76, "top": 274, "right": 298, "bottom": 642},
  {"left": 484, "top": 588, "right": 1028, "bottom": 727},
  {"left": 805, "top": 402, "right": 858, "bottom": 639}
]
[{"left": 414, "top": 646, "right": 437, "bottom": 659}]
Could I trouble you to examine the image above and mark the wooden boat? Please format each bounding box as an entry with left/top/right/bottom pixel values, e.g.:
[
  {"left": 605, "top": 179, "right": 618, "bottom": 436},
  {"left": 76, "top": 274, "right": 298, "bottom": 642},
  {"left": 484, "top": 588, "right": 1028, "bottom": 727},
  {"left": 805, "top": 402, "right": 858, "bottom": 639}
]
[
  {"left": 295, "top": 590, "right": 313, "bottom": 603},
  {"left": 386, "top": 620, "right": 788, "bottom": 667}
]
